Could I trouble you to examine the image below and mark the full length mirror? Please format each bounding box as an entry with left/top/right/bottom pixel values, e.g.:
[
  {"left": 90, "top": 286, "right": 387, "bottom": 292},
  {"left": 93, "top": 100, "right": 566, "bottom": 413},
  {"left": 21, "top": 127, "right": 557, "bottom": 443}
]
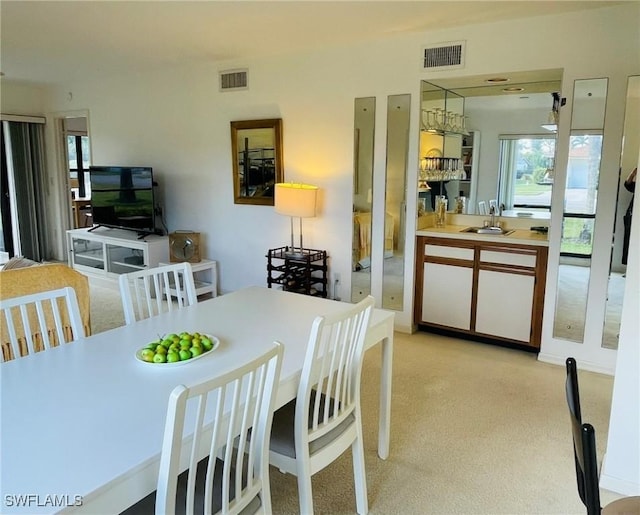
[
  {"left": 553, "top": 78, "right": 608, "bottom": 343},
  {"left": 602, "top": 75, "right": 639, "bottom": 349},
  {"left": 231, "top": 118, "right": 283, "bottom": 205},
  {"left": 382, "top": 94, "right": 410, "bottom": 311},
  {"left": 419, "top": 69, "right": 562, "bottom": 219},
  {"left": 352, "top": 97, "right": 375, "bottom": 303}
]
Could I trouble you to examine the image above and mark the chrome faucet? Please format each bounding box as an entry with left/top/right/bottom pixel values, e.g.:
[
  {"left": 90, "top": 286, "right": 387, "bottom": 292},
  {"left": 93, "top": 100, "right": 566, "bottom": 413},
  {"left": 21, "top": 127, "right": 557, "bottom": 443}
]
[{"left": 489, "top": 205, "right": 497, "bottom": 228}]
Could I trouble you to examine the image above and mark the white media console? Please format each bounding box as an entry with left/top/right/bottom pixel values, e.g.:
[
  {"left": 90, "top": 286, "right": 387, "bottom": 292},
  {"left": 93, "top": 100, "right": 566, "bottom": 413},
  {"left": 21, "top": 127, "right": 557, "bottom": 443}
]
[{"left": 67, "top": 227, "right": 169, "bottom": 287}]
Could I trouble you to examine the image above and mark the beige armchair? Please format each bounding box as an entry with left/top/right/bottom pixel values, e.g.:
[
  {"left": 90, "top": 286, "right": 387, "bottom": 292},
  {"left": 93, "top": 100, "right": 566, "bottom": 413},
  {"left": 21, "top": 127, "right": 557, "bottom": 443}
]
[{"left": 0, "top": 263, "right": 91, "bottom": 360}]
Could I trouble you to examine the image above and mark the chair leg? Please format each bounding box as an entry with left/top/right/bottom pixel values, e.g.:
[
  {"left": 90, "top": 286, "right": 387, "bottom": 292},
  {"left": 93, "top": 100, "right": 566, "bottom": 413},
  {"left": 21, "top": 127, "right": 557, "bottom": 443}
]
[
  {"left": 260, "top": 474, "right": 273, "bottom": 515},
  {"left": 352, "top": 435, "right": 369, "bottom": 515},
  {"left": 296, "top": 465, "right": 315, "bottom": 515}
]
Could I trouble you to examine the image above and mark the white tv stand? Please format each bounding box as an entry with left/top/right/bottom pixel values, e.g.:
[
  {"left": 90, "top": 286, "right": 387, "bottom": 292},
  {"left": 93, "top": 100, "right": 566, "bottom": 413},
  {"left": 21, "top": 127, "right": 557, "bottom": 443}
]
[{"left": 67, "top": 227, "right": 169, "bottom": 288}]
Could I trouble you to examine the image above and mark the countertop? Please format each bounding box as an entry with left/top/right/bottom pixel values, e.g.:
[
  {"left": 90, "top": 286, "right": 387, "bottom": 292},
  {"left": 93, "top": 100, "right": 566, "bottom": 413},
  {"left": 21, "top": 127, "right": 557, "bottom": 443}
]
[{"left": 416, "top": 224, "right": 549, "bottom": 247}]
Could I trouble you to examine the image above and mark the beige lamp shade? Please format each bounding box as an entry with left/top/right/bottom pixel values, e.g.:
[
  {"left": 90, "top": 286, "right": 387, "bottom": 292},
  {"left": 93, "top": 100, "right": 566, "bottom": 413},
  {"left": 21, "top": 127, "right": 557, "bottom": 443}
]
[{"left": 274, "top": 183, "right": 318, "bottom": 218}]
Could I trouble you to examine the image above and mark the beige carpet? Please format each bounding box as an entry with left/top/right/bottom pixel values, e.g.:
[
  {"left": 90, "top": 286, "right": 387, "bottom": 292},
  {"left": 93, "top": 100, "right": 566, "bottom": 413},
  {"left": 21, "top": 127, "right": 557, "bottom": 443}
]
[{"left": 89, "top": 281, "right": 620, "bottom": 514}]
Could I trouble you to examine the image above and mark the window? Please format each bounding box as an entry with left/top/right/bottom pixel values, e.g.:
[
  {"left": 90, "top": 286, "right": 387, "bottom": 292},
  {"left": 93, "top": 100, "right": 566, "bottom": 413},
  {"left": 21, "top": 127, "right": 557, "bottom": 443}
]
[
  {"left": 67, "top": 134, "right": 91, "bottom": 196},
  {"left": 497, "top": 136, "right": 556, "bottom": 210},
  {"left": 67, "top": 134, "right": 91, "bottom": 172},
  {"left": 559, "top": 132, "right": 603, "bottom": 256}
]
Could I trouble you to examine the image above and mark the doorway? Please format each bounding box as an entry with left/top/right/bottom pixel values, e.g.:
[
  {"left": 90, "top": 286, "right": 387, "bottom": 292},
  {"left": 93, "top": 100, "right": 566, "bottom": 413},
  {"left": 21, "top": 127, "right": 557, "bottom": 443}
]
[{"left": 61, "top": 116, "right": 92, "bottom": 229}]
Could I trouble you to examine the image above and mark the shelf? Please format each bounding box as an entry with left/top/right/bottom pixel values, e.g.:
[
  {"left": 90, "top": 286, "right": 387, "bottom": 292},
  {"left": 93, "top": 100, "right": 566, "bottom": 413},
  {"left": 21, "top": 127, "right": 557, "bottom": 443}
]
[
  {"left": 73, "top": 253, "right": 103, "bottom": 263},
  {"left": 111, "top": 260, "right": 145, "bottom": 270},
  {"left": 420, "top": 128, "right": 468, "bottom": 137}
]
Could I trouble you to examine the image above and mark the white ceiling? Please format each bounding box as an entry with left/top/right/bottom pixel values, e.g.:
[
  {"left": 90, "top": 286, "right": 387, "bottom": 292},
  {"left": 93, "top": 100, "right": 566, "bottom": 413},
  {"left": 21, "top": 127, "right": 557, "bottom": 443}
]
[{"left": 0, "top": 0, "right": 622, "bottom": 85}]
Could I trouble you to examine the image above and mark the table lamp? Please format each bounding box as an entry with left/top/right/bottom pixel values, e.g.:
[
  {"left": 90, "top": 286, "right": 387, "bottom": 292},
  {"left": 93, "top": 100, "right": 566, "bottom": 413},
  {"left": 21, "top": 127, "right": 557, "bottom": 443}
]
[{"left": 274, "top": 183, "right": 318, "bottom": 258}]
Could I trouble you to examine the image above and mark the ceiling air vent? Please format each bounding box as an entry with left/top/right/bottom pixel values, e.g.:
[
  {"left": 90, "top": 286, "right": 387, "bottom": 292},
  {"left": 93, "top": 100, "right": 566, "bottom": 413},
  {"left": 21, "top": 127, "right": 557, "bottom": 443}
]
[
  {"left": 219, "top": 69, "right": 248, "bottom": 91},
  {"left": 422, "top": 41, "right": 465, "bottom": 71}
]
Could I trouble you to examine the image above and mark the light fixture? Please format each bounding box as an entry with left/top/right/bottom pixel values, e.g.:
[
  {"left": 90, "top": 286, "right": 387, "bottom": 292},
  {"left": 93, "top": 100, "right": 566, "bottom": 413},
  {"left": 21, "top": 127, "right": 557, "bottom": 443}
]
[
  {"left": 541, "top": 92, "right": 561, "bottom": 132},
  {"left": 502, "top": 86, "right": 525, "bottom": 93},
  {"left": 485, "top": 77, "right": 510, "bottom": 84},
  {"left": 274, "top": 183, "right": 318, "bottom": 258}
]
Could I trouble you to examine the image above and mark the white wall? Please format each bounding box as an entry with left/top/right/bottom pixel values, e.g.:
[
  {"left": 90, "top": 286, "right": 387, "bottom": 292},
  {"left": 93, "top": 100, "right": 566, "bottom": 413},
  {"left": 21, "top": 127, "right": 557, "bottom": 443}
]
[
  {"left": 602, "top": 157, "right": 640, "bottom": 493},
  {"left": 0, "top": 81, "right": 47, "bottom": 115},
  {"left": 27, "top": 3, "right": 636, "bottom": 336}
]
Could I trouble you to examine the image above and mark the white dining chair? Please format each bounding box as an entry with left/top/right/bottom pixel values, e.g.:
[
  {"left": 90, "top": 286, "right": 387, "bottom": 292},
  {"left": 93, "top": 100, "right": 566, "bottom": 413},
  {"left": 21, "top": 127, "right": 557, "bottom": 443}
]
[
  {"left": 0, "top": 286, "right": 85, "bottom": 362},
  {"left": 119, "top": 262, "right": 198, "bottom": 325},
  {"left": 122, "top": 342, "right": 283, "bottom": 515},
  {"left": 269, "top": 296, "right": 374, "bottom": 514}
]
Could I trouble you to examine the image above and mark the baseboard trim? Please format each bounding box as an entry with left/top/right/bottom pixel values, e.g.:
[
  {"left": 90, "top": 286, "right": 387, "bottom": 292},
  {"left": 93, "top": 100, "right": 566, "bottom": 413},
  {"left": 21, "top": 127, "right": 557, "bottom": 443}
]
[
  {"left": 537, "top": 352, "right": 615, "bottom": 375},
  {"left": 600, "top": 453, "right": 640, "bottom": 496}
]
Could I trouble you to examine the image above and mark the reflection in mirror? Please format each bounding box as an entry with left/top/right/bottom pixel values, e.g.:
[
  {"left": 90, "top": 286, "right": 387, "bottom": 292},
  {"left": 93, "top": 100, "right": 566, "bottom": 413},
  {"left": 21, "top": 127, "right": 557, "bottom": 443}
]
[
  {"left": 496, "top": 135, "right": 555, "bottom": 213},
  {"left": 418, "top": 83, "right": 463, "bottom": 216},
  {"left": 553, "top": 78, "right": 608, "bottom": 343},
  {"left": 382, "top": 94, "right": 410, "bottom": 311},
  {"left": 352, "top": 98, "right": 375, "bottom": 303},
  {"left": 419, "top": 69, "right": 562, "bottom": 219},
  {"left": 230, "top": 119, "right": 283, "bottom": 205},
  {"left": 603, "top": 75, "right": 639, "bottom": 349}
]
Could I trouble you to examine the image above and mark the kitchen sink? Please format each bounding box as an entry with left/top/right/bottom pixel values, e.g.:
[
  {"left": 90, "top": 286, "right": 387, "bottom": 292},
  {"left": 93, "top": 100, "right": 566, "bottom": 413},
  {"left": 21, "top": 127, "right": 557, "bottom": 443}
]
[{"left": 461, "top": 226, "right": 515, "bottom": 236}]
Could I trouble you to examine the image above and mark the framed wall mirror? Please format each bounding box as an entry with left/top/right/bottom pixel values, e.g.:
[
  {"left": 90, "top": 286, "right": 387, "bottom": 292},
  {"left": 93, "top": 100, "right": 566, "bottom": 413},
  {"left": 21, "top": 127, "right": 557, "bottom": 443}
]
[
  {"left": 231, "top": 118, "right": 283, "bottom": 205},
  {"left": 602, "top": 75, "right": 638, "bottom": 349},
  {"left": 352, "top": 97, "right": 376, "bottom": 303},
  {"left": 383, "top": 93, "right": 410, "bottom": 311},
  {"left": 552, "top": 77, "right": 608, "bottom": 343}
]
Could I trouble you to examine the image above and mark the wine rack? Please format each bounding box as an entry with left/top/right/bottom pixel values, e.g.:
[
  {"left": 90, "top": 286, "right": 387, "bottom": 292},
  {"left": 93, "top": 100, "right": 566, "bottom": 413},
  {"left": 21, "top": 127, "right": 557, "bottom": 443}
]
[{"left": 266, "top": 247, "right": 328, "bottom": 297}]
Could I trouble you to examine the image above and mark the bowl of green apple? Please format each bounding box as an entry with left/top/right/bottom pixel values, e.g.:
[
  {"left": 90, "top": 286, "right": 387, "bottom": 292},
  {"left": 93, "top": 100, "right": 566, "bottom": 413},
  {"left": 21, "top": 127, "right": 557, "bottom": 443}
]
[{"left": 136, "top": 331, "right": 219, "bottom": 366}]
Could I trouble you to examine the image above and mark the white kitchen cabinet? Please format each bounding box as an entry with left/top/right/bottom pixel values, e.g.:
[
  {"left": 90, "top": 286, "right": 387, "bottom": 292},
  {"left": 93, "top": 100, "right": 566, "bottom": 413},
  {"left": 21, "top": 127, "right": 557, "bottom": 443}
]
[
  {"left": 475, "top": 247, "right": 537, "bottom": 342},
  {"left": 422, "top": 262, "right": 473, "bottom": 329},
  {"left": 67, "top": 228, "right": 168, "bottom": 287},
  {"left": 420, "top": 243, "right": 474, "bottom": 330},
  {"left": 415, "top": 236, "right": 547, "bottom": 350},
  {"left": 476, "top": 269, "right": 535, "bottom": 342}
]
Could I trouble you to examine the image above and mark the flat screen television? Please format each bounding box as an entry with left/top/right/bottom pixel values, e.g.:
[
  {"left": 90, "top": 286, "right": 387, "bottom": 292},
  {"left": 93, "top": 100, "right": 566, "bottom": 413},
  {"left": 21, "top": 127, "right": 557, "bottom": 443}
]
[{"left": 89, "top": 166, "right": 156, "bottom": 234}]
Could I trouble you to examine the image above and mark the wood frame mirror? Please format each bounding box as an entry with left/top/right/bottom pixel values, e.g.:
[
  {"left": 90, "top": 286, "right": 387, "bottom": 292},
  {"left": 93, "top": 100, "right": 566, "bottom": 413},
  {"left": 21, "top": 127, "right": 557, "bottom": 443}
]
[{"left": 231, "top": 118, "right": 283, "bottom": 205}]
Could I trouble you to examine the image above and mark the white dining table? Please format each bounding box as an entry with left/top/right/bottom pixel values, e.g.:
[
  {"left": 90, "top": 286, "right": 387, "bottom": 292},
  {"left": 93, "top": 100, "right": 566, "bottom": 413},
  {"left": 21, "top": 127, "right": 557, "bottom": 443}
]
[{"left": 1, "top": 286, "right": 394, "bottom": 514}]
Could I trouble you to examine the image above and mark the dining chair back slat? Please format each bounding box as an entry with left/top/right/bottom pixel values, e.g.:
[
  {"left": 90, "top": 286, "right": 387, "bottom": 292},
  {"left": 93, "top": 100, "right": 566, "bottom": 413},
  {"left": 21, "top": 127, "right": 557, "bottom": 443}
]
[
  {"left": 269, "top": 295, "right": 374, "bottom": 514},
  {"left": 154, "top": 342, "right": 283, "bottom": 515},
  {"left": 565, "top": 357, "right": 640, "bottom": 515},
  {"left": 123, "top": 342, "right": 283, "bottom": 515},
  {"left": 0, "top": 286, "right": 85, "bottom": 362},
  {"left": 120, "top": 263, "right": 198, "bottom": 325}
]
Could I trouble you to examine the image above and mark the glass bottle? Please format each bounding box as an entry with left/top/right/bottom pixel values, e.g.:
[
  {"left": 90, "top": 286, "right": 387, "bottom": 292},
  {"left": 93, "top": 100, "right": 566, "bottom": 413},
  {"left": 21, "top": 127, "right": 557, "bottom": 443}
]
[{"left": 435, "top": 195, "right": 447, "bottom": 227}]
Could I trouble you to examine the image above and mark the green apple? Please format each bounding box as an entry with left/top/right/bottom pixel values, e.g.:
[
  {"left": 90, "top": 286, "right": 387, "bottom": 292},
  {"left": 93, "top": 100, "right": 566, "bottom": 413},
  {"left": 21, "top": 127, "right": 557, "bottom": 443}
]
[
  {"left": 153, "top": 353, "right": 167, "bottom": 363},
  {"left": 141, "top": 349, "right": 155, "bottom": 362}
]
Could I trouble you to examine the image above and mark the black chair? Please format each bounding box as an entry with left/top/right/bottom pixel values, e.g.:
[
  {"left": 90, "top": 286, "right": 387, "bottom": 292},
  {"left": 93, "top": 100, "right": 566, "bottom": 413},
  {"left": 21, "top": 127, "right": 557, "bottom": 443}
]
[{"left": 565, "top": 357, "right": 640, "bottom": 515}]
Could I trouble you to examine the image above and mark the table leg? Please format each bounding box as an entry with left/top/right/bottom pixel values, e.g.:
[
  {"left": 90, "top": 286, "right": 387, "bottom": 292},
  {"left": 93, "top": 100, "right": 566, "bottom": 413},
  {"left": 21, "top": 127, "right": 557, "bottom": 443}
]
[
  {"left": 378, "top": 327, "right": 393, "bottom": 459},
  {"left": 73, "top": 204, "right": 80, "bottom": 229}
]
